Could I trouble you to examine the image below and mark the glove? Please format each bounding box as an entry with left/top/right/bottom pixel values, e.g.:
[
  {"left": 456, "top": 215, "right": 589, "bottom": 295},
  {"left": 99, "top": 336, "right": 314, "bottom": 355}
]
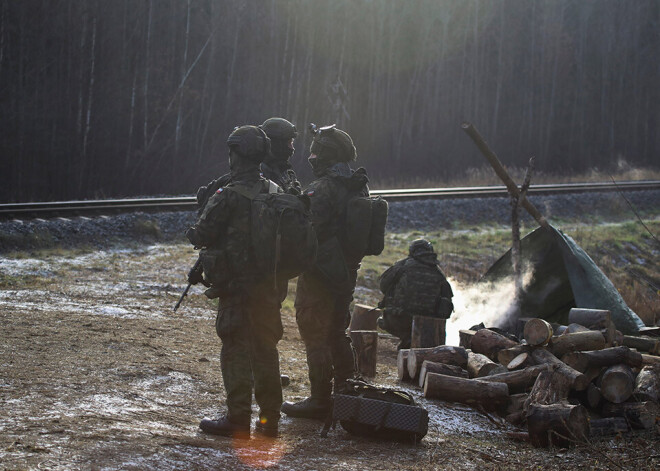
[{"left": 187, "top": 264, "right": 204, "bottom": 285}]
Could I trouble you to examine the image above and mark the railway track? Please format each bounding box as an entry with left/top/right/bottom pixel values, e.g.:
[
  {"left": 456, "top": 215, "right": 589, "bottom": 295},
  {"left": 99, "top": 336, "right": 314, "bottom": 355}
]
[{"left": 1, "top": 180, "right": 658, "bottom": 220}]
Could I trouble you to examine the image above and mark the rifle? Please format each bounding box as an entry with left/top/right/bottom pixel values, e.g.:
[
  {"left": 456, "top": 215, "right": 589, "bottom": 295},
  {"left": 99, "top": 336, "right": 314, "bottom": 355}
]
[{"left": 174, "top": 256, "right": 206, "bottom": 312}]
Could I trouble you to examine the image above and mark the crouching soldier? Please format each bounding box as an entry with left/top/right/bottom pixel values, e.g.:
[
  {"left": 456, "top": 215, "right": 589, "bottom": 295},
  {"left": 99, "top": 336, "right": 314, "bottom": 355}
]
[
  {"left": 185, "top": 125, "right": 284, "bottom": 438},
  {"left": 282, "top": 125, "right": 370, "bottom": 420},
  {"left": 377, "top": 239, "right": 454, "bottom": 349}
]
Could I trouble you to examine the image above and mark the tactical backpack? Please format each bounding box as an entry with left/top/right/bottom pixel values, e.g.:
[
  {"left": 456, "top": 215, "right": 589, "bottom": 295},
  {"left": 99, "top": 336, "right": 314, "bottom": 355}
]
[
  {"left": 389, "top": 262, "right": 453, "bottom": 318},
  {"left": 329, "top": 379, "right": 429, "bottom": 442},
  {"left": 227, "top": 180, "right": 317, "bottom": 283},
  {"left": 344, "top": 195, "right": 388, "bottom": 259}
]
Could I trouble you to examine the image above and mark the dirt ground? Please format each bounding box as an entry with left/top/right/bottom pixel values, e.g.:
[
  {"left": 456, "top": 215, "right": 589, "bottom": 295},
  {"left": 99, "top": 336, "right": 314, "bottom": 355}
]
[{"left": 1, "top": 242, "right": 658, "bottom": 471}]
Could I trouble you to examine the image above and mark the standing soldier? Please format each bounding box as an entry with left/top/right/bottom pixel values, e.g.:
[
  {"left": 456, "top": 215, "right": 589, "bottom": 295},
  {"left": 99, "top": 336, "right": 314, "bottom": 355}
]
[
  {"left": 377, "top": 239, "right": 454, "bottom": 350},
  {"left": 185, "top": 125, "right": 283, "bottom": 438},
  {"left": 195, "top": 117, "right": 301, "bottom": 214},
  {"left": 281, "top": 125, "right": 370, "bottom": 420}
]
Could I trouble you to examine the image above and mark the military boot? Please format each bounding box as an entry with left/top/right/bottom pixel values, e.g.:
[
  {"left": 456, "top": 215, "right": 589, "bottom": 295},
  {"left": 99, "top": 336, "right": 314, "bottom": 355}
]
[
  {"left": 254, "top": 412, "right": 279, "bottom": 438},
  {"left": 199, "top": 415, "right": 250, "bottom": 438},
  {"left": 281, "top": 397, "right": 332, "bottom": 420}
]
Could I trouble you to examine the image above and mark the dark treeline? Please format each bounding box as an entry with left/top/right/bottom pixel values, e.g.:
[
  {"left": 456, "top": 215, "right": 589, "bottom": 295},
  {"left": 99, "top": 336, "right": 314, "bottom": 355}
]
[{"left": 1, "top": 0, "right": 658, "bottom": 203}]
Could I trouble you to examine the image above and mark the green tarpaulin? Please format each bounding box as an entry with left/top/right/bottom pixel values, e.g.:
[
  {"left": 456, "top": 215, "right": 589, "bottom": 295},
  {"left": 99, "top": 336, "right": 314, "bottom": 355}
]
[{"left": 482, "top": 225, "right": 645, "bottom": 334}]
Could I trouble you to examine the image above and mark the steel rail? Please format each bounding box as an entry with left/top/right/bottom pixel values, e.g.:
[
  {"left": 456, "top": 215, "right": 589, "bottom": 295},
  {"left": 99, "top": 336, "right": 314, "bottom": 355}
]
[{"left": 1, "top": 180, "right": 658, "bottom": 220}]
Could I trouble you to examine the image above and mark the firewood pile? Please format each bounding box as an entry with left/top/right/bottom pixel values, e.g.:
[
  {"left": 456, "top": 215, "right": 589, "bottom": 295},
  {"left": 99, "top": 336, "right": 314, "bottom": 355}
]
[{"left": 397, "top": 308, "right": 660, "bottom": 448}]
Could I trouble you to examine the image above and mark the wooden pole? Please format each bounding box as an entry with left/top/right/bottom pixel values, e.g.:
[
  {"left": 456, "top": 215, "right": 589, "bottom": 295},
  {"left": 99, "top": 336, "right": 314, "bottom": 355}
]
[{"left": 461, "top": 122, "right": 550, "bottom": 230}]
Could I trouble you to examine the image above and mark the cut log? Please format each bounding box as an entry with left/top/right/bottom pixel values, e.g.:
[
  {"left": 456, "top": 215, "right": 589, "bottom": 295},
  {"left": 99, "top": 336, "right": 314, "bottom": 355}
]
[
  {"left": 410, "top": 315, "right": 446, "bottom": 348},
  {"left": 407, "top": 346, "right": 468, "bottom": 380},
  {"left": 470, "top": 328, "right": 518, "bottom": 361},
  {"left": 418, "top": 361, "right": 468, "bottom": 388},
  {"left": 349, "top": 330, "right": 378, "bottom": 378},
  {"left": 641, "top": 353, "right": 660, "bottom": 366},
  {"left": 458, "top": 329, "right": 476, "bottom": 349},
  {"left": 623, "top": 335, "right": 660, "bottom": 355},
  {"left": 568, "top": 308, "right": 615, "bottom": 346},
  {"left": 524, "top": 318, "right": 553, "bottom": 347},
  {"left": 531, "top": 348, "right": 589, "bottom": 390},
  {"left": 562, "top": 346, "right": 643, "bottom": 373},
  {"left": 497, "top": 344, "right": 530, "bottom": 366},
  {"left": 589, "top": 417, "right": 629, "bottom": 437},
  {"left": 550, "top": 331, "right": 606, "bottom": 358},
  {"left": 565, "top": 323, "right": 591, "bottom": 334},
  {"left": 527, "top": 403, "right": 589, "bottom": 448},
  {"left": 479, "top": 364, "right": 554, "bottom": 394},
  {"left": 516, "top": 317, "right": 534, "bottom": 339},
  {"left": 601, "top": 401, "right": 660, "bottom": 430},
  {"left": 467, "top": 351, "right": 504, "bottom": 378},
  {"left": 507, "top": 352, "right": 531, "bottom": 370},
  {"left": 633, "top": 365, "right": 660, "bottom": 403},
  {"left": 423, "top": 373, "right": 509, "bottom": 410},
  {"left": 600, "top": 364, "right": 635, "bottom": 404},
  {"left": 397, "top": 349, "right": 411, "bottom": 382},
  {"left": 524, "top": 369, "right": 573, "bottom": 413},
  {"left": 349, "top": 304, "right": 382, "bottom": 332}
]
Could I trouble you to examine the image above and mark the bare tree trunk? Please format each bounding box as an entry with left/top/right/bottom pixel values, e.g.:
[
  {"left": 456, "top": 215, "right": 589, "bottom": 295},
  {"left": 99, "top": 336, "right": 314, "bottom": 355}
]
[
  {"left": 80, "top": 14, "right": 97, "bottom": 194},
  {"left": 142, "top": 0, "right": 153, "bottom": 151}
]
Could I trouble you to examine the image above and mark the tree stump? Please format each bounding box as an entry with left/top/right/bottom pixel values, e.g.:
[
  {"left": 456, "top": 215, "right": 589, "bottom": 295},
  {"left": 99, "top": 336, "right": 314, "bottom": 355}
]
[
  {"left": 423, "top": 373, "right": 509, "bottom": 410},
  {"left": 397, "top": 349, "right": 411, "bottom": 382},
  {"left": 633, "top": 365, "right": 660, "bottom": 403},
  {"left": 600, "top": 364, "right": 635, "bottom": 404},
  {"left": 349, "top": 304, "right": 382, "bottom": 332},
  {"left": 524, "top": 368, "right": 572, "bottom": 413},
  {"left": 350, "top": 330, "right": 378, "bottom": 378},
  {"left": 524, "top": 318, "right": 553, "bottom": 347},
  {"left": 467, "top": 351, "right": 504, "bottom": 378},
  {"left": 470, "top": 328, "right": 518, "bottom": 361},
  {"left": 407, "top": 346, "right": 468, "bottom": 380},
  {"left": 411, "top": 315, "right": 446, "bottom": 348},
  {"left": 527, "top": 403, "right": 589, "bottom": 448},
  {"left": 418, "top": 360, "right": 468, "bottom": 388},
  {"left": 550, "top": 331, "right": 606, "bottom": 358}
]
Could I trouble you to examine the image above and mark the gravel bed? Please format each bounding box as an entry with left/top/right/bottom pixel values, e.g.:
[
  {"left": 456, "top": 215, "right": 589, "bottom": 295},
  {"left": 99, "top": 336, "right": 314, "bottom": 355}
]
[{"left": 1, "top": 189, "right": 658, "bottom": 253}]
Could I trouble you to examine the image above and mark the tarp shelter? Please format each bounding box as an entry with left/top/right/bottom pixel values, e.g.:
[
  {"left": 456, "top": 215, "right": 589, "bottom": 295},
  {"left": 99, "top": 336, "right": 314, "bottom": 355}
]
[{"left": 482, "top": 224, "right": 645, "bottom": 334}]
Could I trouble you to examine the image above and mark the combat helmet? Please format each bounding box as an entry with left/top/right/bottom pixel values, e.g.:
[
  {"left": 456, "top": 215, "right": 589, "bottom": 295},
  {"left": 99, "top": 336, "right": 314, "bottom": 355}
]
[
  {"left": 409, "top": 239, "right": 434, "bottom": 256},
  {"left": 310, "top": 124, "right": 356, "bottom": 162},
  {"left": 226, "top": 125, "right": 271, "bottom": 161},
  {"left": 260, "top": 117, "right": 298, "bottom": 141}
]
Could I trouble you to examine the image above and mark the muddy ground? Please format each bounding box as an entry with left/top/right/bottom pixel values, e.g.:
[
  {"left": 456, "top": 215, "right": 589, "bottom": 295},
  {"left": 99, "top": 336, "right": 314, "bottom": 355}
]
[{"left": 1, "top": 242, "right": 658, "bottom": 471}]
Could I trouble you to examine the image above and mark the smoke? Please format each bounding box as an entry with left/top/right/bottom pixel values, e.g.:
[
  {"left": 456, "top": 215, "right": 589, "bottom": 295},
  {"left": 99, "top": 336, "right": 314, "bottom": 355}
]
[{"left": 445, "top": 266, "right": 535, "bottom": 346}]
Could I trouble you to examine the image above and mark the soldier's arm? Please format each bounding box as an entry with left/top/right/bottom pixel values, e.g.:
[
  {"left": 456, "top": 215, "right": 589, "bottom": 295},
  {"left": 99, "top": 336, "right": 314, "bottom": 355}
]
[
  {"left": 186, "top": 189, "right": 232, "bottom": 247},
  {"left": 379, "top": 260, "right": 404, "bottom": 293},
  {"left": 305, "top": 179, "right": 337, "bottom": 240}
]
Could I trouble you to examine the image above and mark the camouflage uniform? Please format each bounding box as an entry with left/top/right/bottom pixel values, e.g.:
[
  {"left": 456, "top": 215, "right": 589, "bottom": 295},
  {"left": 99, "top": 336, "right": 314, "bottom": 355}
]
[
  {"left": 295, "top": 163, "right": 369, "bottom": 399},
  {"left": 282, "top": 125, "right": 369, "bottom": 419},
  {"left": 186, "top": 126, "right": 282, "bottom": 435},
  {"left": 378, "top": 240, "right": 454, "bottom": 349}
]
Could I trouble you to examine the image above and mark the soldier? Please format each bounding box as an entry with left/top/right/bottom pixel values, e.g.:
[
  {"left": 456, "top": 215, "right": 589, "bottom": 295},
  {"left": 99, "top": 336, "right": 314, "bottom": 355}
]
[
  {"left": 185, "top": 125, "right": 283, "bottom": 438},
  {"left": 281, "top": 125, "right": 369, "bottom": 420},
  {"left": 195, "top": 117, "right": 300, "bottom": 214},
  {"left": 377, "top": 239, "right": 454, "bottom": 349}
]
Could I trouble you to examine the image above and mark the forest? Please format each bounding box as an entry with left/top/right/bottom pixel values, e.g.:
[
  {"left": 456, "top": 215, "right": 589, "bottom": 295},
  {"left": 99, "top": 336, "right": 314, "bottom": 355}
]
[{"left": 0, "top": 0, "right": 658, "bottom": 203}]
